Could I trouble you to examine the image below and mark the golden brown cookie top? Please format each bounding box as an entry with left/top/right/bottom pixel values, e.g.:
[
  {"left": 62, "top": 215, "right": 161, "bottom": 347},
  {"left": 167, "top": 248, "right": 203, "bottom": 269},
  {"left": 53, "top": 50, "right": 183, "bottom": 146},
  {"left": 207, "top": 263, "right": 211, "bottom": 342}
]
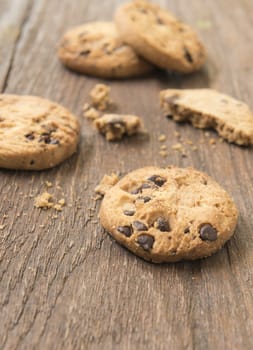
[
  {"left": 0, "top": 94, "right": 80, "bottom": 170},
  {"left": 58, "top": 22, "right": 153, "bottom": 78},
  {"left": 160, "top": 89, "right": 253, "bottom": 145},
  {"left": 98, "top": 166, "right": 238, "bottom": 263},
  {"left": 115, "top": 0, "right": 206, "bottom": 73}
]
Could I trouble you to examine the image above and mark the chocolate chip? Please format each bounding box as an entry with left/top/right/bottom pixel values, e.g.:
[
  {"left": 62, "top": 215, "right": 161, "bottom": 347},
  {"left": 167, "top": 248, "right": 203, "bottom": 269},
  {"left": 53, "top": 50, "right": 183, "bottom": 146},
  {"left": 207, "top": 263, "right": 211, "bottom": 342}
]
[
  {"left": 155, "top": 217, "right": 170, "bottom": 232},
  {"left": 79, "top": 50, "right": 91, "bottom": 56},
  {"left": 199, "top": 224, "right": 218, "bottom": 241},
  {"left": 25, "top": 133, "right": 35, "bottom": 140},
  {"left": 184, "top": 47, "right": 194, "bottom": 63},
  {"left": 30, "top": 160, "right": 35, "bottom": 165},
  {"left": 131, "top": 183, "right": 151, "bottom": 194},
  {"left": 148, "top": 175, "right": 166, "bottom": 187},
  {"left": 117, "top": 225, "right": 133, "bottom": 237},
  {"left": 39, "top": 133, "right": 59, "bottom": 145},
  {"left": 131, "top": 188, "right": 141, "bottom": 195},
  {"left": 138, "top": 8, "right": 147, "bottom": 14},
  {"left": 156, "top": 17, "right": 164, "bottom": 25},
  {"left": 184, "top": 227, "right": 190, "bottom": 234},
  {"left": 39, "top": 133, "right": 50, "bottom": 143},
  {"left": 137, "top": 234, "right": 154, "bottom": 251},
  {"left": 133, "top": 221, "right": 148, "bottom": 231},
  {"left": 49, "top": 139, "right": 60, "bottom": 145},
  {"left": 142, "top": 196, "right": 151, "bottom": 203},
  {"left": 142, "top": 183, "right": 152, "bottom": 189},
  {"left": 123, "top": 210, "right": 135, "bottom": 216}
]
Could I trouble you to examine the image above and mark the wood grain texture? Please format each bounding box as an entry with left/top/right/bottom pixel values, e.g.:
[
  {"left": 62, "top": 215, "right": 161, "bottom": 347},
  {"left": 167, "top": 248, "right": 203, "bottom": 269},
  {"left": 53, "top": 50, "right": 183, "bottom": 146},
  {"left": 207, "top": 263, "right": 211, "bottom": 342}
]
[{"left": 0, "top": 0, "right": 253, "bottom": 349}]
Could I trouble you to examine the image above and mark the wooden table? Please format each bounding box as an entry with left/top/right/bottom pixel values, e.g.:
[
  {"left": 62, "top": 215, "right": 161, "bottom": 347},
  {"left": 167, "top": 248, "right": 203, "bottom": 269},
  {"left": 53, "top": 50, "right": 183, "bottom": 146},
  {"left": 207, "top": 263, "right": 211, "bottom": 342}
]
[{"left": 0, "top": 0, "right": 253, "bottom": 349}]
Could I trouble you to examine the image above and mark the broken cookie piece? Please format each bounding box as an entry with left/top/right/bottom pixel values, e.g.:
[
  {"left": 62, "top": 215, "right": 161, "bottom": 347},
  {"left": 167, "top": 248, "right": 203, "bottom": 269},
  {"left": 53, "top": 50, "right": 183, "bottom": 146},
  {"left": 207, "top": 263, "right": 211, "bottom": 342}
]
[
  {"left": 95, "top": 173, "right": 120, "bottom": 196},
  {"left": 160, "top": 89, "right": 253, "bottom": 146},
  {"left": 94, "top": 114, "right": 143, "bottom": 141},
  {"left": 90, "top": 84, "right": 112, "bottom": 111},
  {"left": 83, "top": 104, "right": 101, "bottom": 120}
]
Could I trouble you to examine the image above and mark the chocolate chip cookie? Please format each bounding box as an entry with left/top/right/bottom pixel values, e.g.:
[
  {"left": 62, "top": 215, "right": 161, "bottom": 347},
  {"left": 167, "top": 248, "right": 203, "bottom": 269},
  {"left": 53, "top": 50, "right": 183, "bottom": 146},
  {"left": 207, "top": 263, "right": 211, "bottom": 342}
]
[
  {"left": 58, "top": 22, "right": 153, "bottom": 79},
  {"left": 115, "top": 0, "right": 206, "bottom": 73},
  {"left": 0, "top": 94, "right": 80, "bottom": 170},
  {"left": 160, "top": 89, "right": 253, "bottom": 146},
  {"left": 98, "top": 166, "right": 238, "bottom": 263}
]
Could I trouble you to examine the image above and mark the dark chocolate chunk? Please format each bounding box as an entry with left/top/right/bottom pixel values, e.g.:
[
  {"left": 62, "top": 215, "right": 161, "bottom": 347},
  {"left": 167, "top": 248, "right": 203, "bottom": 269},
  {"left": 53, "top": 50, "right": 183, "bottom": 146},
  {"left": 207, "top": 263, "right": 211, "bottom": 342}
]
[
  {"left": 148, "top": 175, "right": 166, "bottom": 187},
  {"left": 117, "top": 225, "right": 133, "bottom": 237},
  {"left": 131, "top": 183, "right": 151, "bottom": 195},
  {"left": 141, "top": 183, "right": 152, "bottom": 189},
  {"left": 39, "top": 133, "right": 59, "bottom": 145},
  {"left": 131, "top": 187, "right": 142, "bottom": 195},
  {"left": 30, "top": 160, "right": 35, "bottom": 165},
  {"left": 142, "top": 196, "right": 151, "bottom": 203},
  {"left": 79, "top": 50, "right": 91, "bottom": 56},
  {"left": 137, "top": 234, "right": 154, "bottom": 251},
  {"left": 156, "top": 17, "right": 164, "bottom": 25},
  {"left": 49, "top": 139, "right": 60, "bottom": 145},
  {"left": 184, "top": 47, "right": 194, "bottom": 63},
  {"left": 155, "top": 217, "right": 170, "bottom": 232},
  {"left": 25, "top": 133, "right": 35, "bottom": 140},
  {"left": 199, "top": 224, "right": 218, "bottom": 241},
  {"left": 133, "top": 220, "right": 148, "bottom": 231},
  {"left": 184, "top": 227, "right": 190, "bottom": 234},
  {"left": 123, "top": 210, "right": 135, "bottom": 216}
]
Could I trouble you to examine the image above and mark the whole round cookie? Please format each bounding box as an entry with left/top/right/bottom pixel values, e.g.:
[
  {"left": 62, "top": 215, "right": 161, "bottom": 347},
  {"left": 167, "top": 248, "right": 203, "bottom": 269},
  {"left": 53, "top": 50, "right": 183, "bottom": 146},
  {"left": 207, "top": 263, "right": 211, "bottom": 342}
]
[
  {"left": 114, "top": 0, "right": 206, "bottom": 73},
  {"left": 99, "top": 166, "right": 238, "bottom": 263},
  {"left": 0, "top": 94, "right": 80, "bottom": 170},
  {"left": 58, "top": 22, "right": 153, "bottom": 79}
]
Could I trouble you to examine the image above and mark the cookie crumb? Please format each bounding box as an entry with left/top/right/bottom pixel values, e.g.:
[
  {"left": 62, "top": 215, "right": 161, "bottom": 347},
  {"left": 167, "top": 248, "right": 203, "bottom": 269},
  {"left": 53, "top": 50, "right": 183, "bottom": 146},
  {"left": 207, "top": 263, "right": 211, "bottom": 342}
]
[
  {"left": 95, "top": 173, "right": 119, "bottom": 196},
  {"left": 90, "top": 84, "right": 112, "bottom": 111},
  {"left": 172, "top": 143, "right": 183, "bottom": 151},
  {"left": 94, "top": 114, "right": 143, "bottom": 141},
  {"left": 83, "top": 105, "right": 100, "bottom": 120},
  {"left": 159, "top": 150, "right": 169, "bottom": 157},
  {"left": 174, "top": 131, "right": 181, "bottom": 138},
  {"left": 158, "top": 134, "right": 166, "bottom": 142},
  {"left": 184, "top": 139, "right": 194, "bottom": 145},
  {"left": 160, "top": 145, "right": 167, "bottom": 150},
  {"left": 0, "top": 224, "right": 6, "bottom": 230},
  {"left": 34, "top": 192, "right": 54, "bottom": 209},
  {"left": 45, "top": 181, "right": 53, "bottom": 188},
  {"left": 209, "top": 138, "right": 216, "bottom": 145}
]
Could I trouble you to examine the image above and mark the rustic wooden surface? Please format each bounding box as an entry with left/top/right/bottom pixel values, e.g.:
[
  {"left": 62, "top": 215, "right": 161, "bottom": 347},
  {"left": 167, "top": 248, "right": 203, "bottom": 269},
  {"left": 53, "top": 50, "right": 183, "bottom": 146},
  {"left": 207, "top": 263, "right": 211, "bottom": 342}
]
[{"left": 0, "top": 0, "right": 253, "bottom": 349}]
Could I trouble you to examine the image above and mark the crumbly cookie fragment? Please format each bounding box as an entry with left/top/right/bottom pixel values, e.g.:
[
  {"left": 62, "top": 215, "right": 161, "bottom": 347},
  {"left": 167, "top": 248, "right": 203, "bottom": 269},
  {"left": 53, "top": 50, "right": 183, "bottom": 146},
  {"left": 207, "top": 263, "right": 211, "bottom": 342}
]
[
  {"left": 160, "top": 89, "right": 253, "bottom": 145},
  {"left": 98, "top": 166, "right": 238, "bottom": 263},
  {"left": 115, "top": 0, "right": 206, "bottom": 73},
  {"left": 34, "top": 192, "right": 54, "bottom": 209},
  {"left": 0, "top": 94, "right": 80, "bottom": 170},
  {"left": 83, "top": 104, "right": 100, "bottom": 120},
  {"left": 90, "top": 84, "right": 112, "bottom": 111},
  {"left": 58, "top": 22, "right": 153, "bottom": 78},
  {"left": 94, "top": 114, "right": 143, "bottom": 141},
  {"left": 95, "top": 173, "right": 120, "bottom": 196}
]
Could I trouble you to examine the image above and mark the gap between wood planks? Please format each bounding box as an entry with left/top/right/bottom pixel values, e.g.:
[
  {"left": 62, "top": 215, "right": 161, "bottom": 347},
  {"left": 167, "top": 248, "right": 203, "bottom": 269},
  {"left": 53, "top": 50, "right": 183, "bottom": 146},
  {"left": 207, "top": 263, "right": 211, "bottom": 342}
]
[{"left": 1, "top": 0, "right": 34, "bottom": 94}]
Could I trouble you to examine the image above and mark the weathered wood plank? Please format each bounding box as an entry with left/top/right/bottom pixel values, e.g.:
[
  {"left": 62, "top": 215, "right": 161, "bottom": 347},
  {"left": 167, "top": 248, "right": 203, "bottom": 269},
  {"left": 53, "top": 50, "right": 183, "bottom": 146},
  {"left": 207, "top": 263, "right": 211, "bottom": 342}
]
[
  {"left": 0, "top": 0, "right": 33, "bottom": 92},
  {"left": 0, "top": 0, "right": 253, "bottom": 349}
]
